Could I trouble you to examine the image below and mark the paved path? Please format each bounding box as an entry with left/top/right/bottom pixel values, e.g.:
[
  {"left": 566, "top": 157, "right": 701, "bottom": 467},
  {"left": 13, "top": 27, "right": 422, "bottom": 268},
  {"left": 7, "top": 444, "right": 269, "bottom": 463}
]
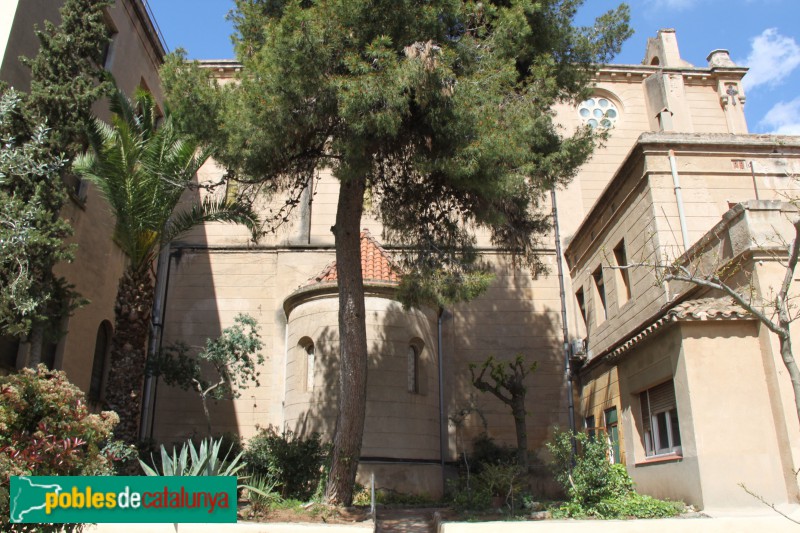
[
  {"left": 440, "top": 514, "right": 800, "bottom": 533},
  {"left": 86, "top": 508, "right": 800, "bottom": 532}
]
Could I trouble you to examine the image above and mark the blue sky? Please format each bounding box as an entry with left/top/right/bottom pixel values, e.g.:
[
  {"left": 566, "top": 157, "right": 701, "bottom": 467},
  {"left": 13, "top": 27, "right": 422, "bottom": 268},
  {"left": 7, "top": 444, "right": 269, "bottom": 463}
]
[{"left": 148, "top": 0, "right": 800, "bottom": 134}]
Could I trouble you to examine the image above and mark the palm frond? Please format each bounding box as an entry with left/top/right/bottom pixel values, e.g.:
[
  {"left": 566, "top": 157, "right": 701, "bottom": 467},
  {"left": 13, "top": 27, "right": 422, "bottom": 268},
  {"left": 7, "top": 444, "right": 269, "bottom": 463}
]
[
  {"left": 162, "top": 196, "right": 261, "bottom": 246},
  {"left": 74, "top": 88, "right": 256, "bottom": 271}
]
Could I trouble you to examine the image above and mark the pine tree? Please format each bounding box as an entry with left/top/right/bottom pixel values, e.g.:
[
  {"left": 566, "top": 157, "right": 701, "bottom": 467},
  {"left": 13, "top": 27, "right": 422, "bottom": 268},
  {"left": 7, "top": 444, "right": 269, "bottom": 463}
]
[{"left": 163, "top": 0, "right": 631, "bottom": 504}]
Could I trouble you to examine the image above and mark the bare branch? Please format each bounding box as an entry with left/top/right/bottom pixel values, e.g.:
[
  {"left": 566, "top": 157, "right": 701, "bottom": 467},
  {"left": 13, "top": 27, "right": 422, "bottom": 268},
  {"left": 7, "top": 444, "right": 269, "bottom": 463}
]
[
  {"left": 739, "top": 483, "right": 800, "bottom": 525},
  {"left": 666, "top": 271, "right": 786, "bottom": 337},
  {"left": 777, "top": 219, "right": 800, "bottom": 328}
]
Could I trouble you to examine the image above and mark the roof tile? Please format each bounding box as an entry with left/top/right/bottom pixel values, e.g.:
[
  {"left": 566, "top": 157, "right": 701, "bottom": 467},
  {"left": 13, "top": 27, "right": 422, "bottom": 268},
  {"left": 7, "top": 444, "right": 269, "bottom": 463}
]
[{"left": 305, "top": 229, "right": 401, "bottom": 286}]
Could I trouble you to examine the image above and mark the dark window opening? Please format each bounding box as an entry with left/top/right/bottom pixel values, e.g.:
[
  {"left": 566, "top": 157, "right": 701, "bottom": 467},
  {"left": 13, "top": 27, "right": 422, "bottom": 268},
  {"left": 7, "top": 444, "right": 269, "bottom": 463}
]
[{"left": 592, "top": 266, "right": 607, "bottom": 323}]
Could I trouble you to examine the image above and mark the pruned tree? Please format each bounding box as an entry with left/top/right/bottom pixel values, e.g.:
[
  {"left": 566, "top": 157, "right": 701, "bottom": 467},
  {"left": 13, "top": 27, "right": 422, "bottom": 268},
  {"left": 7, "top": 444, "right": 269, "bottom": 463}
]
[
  {"left": 163, "top": 0, "right": 631, "bottom": 504},
  {"left": 147, "top": 314, "right": 264, "bottom": 436},
  {"left": 470, "top": 355, "right": 538, "bottom": 469}
]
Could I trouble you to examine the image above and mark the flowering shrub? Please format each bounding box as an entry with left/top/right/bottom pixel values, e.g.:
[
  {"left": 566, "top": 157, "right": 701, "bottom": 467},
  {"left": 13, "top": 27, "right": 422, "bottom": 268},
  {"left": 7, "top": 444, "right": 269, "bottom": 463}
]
[{"left": 0, "top": 365, "right": 124, "bottom": 532}]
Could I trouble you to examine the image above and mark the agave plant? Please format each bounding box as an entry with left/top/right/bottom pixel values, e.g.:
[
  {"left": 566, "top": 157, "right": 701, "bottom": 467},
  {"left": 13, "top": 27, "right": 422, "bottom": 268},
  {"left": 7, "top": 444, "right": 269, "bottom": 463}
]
[{"left": 139, "top": 437, "right": 246, "bottom": 477}]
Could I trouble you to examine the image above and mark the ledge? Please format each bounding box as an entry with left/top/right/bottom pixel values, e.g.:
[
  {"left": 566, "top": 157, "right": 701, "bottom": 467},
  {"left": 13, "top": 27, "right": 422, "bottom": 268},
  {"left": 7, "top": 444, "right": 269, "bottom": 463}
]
[{"left": 634, "top": 453, "right": 683, "bottom": 467}]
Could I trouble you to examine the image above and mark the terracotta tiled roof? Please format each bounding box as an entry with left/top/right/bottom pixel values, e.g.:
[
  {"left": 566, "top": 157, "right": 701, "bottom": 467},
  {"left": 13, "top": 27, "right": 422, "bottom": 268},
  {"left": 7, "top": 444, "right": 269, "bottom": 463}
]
[
  {"left": 668, "top": 297, "right": 750, "bottom": 320},
  {"left": 305, "top": 229, "right": 401, "bottom": 286},
  {"left": 604, "top": 297, "right": 752, "bottom": 363}
]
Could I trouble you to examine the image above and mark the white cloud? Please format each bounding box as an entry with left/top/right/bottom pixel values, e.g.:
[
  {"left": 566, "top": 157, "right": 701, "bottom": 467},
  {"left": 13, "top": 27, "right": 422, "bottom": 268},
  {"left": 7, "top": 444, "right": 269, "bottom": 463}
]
[
  {"left": 740, "top": 28, "right": 800, "bottom": 91},
  {"left": 759, "top": 97, "right": 800, "bottom": 134}
]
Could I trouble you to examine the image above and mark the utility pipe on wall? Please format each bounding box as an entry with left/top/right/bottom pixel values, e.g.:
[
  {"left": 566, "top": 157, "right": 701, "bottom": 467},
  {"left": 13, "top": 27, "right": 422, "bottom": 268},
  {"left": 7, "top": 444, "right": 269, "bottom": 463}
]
[
  {"left": 140, "top": 244, "right": 172, "bottom": 441},
  {"left": 550, "top": 189, "right": 576, "bottom": 434},
  {"left": 437, "top": 307, "right": 447, "bottom": 491},
  {"left": 668, "top": 150, "right": 691, "bottom": 252},
  {"left": 282, "top": 316, "right": 289, "bottom": 430}
]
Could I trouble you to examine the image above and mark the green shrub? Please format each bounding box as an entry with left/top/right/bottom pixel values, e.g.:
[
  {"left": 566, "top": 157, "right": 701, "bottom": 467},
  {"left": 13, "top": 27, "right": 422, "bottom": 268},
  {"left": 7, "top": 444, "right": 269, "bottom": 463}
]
[
  {"left": 446, "top": 478, "right": 492, "bottom": 512},
  {"left": 351, "top": 484, "right": 435, "bottom": 507},
  {"left": 470, "top": 433, "right": 516, "bottom": 473},
  {"left": 547, "top": 429, "right": 681, "bottom": 519},
  {"left": 0, "top": 365, "right": 123, "bottom": 532},
  {"left": 593, "top": 493, "right": 683, "bottom": 519},
  {"left": 244, "top": 428, "right": 328, "bottom": 501},
  {"left": 547, "top": 430, "right": 631, "bottom": 507}
]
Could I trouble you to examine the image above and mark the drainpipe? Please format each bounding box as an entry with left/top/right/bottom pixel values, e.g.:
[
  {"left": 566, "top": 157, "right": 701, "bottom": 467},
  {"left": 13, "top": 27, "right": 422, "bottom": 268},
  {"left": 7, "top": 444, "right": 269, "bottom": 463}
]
[
  {"left": 550, "top": 189, "right": 576, "bottom": 434},
  {"left": 750, "top": 161, "right": 761, "bottom": 201},
  {"left": 437, "top": 307, "right": 447, "bottom": 491},
  {"left": 140, "top": 244, "right": 171, "bottom": 442},
  {"left": 282, "top": 314, "right": 289, "bottom": 430},
  {"left": 668, "top": 150, "right": 691, "bottom": 252}
]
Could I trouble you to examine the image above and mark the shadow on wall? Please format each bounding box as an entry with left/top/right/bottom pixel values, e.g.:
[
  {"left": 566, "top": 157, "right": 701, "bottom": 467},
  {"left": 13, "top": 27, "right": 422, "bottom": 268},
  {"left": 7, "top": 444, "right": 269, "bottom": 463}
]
[
  {"left": 291, "top": 325, "right": 341, "bottom": 437},
  {"left": 148, "top": 182, "right": 239, "bottom": 447},
  {"left": 444, "top": 256, "right": 565, "bottom": 497},
  {"left": 287, "top": 296, "right": 439, "bottom": 460}
]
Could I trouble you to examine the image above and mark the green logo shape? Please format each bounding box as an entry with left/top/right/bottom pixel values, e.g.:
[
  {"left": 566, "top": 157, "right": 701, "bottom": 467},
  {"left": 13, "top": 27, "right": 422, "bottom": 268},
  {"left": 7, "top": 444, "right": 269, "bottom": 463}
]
[{"left": 10, "top": 476, "right": 237, "bottom": 524}]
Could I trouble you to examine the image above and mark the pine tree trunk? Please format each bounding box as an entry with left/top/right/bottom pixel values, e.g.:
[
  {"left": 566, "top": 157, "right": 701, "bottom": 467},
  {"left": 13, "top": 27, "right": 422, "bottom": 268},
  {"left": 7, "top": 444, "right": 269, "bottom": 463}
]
[
  {"left": 104, "top": 266, "right": 154, "bottom": 444},
  {"left": 325, "top": 176, "right": 368, "bottom": 506},
  {"left": 27, "top": 323, "right": 44, "bottom": 367}
]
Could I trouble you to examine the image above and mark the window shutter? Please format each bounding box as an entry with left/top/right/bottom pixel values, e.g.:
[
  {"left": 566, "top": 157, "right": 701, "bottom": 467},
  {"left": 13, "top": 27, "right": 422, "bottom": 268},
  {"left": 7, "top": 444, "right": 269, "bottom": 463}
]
[
  {"left": 648, "top": 381, "right": 676, "bottom": 414},
  {"left": 640, "top": 393, "right": 651, "bottom": 433}
]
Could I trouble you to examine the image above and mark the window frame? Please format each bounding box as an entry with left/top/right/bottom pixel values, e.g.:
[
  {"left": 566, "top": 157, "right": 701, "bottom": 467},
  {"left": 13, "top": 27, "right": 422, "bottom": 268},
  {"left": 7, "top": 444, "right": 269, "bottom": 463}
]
[
  {"left": 604, "top": 407, "right": 620, "bottom": 464},
  {"left": 640, "top": 381, "right": 682, "bottom": 458},
  {"left": 585, "top": 414, "right": 596, "bottom": 440}
]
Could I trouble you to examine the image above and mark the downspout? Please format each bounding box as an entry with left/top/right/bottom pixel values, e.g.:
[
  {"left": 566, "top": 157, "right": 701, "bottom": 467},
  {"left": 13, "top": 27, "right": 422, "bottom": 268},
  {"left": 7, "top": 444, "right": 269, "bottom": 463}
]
[
  {"left": 668, "top": 150, "right": 691, "bottom": 251},
  {"left": 140, "top": 243, "right": 171, "bottom": 442},
  {"left": 437, "top": 307, "right": 447, "bottom": 491},
  {"left": 750, "top": 161, "right": 761, "bottom": 201},
  {"left": 282, "top": 312, "right": 289, "bottom": 430},
  {"left": 550, "top": 189, "right": 576, "bottom": 434}
]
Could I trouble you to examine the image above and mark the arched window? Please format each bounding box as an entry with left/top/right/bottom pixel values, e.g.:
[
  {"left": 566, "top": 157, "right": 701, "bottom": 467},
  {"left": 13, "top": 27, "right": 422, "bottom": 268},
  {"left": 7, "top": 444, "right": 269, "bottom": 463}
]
[
  {"left": 89, "top": 321, "right": 113, "bottom": 402},
  {"left": 299, "top": 337, "right": 315, "bottom": 392},
  {"left": 407, "top": 345, "right": 419, "bottom": 394}
]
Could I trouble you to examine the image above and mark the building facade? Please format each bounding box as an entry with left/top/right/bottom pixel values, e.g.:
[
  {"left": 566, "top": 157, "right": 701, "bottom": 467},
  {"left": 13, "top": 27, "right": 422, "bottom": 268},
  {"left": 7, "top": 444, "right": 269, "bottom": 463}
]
[
  {"left": 4, "top": 6, "right": 800, "bottom": 507},
  {"left": 0, "top": 0, "right": 166, "bottom": 394},
  {"left": 150, "top": 29, "right": 800, "bottom": 506}
]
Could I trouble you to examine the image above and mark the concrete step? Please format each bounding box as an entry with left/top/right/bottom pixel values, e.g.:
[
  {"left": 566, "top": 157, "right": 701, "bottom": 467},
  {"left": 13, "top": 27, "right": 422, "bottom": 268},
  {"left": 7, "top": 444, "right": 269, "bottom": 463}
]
[{"left": 376, "top": 508, "right": 441, "bottom": 533}]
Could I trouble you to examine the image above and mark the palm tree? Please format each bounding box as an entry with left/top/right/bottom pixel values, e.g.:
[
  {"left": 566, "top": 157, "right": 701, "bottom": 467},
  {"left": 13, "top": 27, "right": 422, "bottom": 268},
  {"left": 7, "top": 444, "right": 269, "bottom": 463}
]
[{"left": 75, "top": 89, "right": 260, "bottom": 444}]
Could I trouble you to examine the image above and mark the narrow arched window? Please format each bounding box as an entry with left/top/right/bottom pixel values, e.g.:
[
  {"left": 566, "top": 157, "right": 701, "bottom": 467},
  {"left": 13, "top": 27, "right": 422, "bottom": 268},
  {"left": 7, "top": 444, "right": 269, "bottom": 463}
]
[
  {"left": 299, "top": 337, "right": 315, "bottom": 392},
  {"left": 408, "top": 345, "right": 419, "bottom": 394},
  {"left": 89, "top": 321, "right": 112, "bottom": 402},
  {"left": 306, "top": 343, "right": 315, "bottom": 391}
]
